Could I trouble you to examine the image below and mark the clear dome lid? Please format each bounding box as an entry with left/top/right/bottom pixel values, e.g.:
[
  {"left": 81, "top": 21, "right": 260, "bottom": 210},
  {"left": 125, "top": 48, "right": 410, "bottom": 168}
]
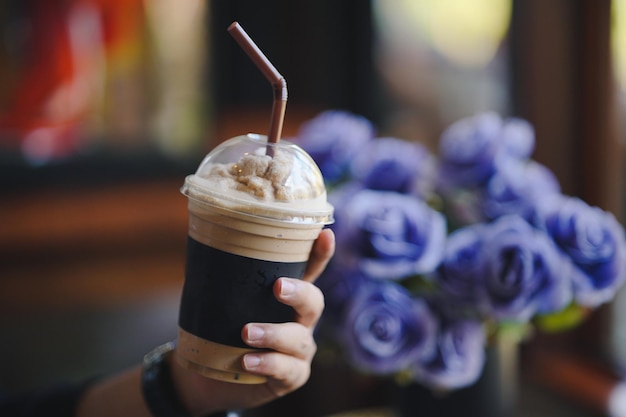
[{"left": 182, "top": 134, "right": 334, "bottom": 224}]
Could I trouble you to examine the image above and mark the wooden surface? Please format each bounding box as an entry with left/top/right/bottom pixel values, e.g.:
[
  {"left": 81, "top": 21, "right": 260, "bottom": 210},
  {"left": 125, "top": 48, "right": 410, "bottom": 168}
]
[{"left": 0, "top": 180, "right": 188, "bottom": 312}]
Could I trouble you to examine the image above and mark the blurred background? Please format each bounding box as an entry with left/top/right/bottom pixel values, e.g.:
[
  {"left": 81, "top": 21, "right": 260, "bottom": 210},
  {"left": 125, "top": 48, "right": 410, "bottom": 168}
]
[{"left": 1, "top": 0, "right": 625, "bottom": 416}]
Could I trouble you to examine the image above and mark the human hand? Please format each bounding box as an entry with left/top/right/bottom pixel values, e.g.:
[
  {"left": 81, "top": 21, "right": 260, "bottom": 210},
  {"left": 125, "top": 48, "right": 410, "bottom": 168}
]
[{"left": 171, "top": 228, "right": 335, "bottom": 416}]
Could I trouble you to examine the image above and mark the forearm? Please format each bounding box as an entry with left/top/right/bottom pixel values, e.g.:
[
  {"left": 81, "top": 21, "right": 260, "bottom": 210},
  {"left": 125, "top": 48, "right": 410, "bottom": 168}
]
[
  {"left": 74, "top": 349, "right": 225, "bottom": 417},
  {"left": 75, "top": 367, "right": 152, "bottom": 417}
]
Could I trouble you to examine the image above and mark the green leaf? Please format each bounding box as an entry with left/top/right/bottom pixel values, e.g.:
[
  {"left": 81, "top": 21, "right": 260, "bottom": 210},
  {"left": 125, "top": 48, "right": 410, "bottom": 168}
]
[
  {"left": 490, "top": 320, "right": 533, "bottom": 344},
  {"left": 534, "top": 303, "right": 589, "bottom": 333}
]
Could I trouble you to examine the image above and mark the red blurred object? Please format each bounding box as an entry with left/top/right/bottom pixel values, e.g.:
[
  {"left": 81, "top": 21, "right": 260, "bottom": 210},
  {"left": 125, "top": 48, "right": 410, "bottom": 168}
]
[{"left": 0, "top": 0, "right": 145, "bottom": 162}]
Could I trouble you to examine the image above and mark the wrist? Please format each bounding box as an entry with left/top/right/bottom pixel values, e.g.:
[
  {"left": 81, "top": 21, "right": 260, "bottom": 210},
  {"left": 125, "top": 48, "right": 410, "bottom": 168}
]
[
  {"left": 166, "top": 346, "right": 223, "bottom": 417},
  {"left": 142, "top": 341, "right": 236, "bottom": 417}
]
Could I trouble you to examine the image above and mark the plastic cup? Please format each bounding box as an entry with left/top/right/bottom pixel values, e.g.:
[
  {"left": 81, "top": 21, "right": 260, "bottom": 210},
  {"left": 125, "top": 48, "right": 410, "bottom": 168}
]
[{"left": 175, "top": 133, "right": 333, "bottom": 384}]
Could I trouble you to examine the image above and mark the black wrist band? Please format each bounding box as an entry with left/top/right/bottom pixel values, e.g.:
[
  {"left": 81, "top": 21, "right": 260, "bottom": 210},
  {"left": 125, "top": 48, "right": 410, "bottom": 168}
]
[
  {"left": 141, "top": 341, "right": 239, "bottom": 417},
  {"left": 142, "top": 341, "right": 190, "bottom": 417}
]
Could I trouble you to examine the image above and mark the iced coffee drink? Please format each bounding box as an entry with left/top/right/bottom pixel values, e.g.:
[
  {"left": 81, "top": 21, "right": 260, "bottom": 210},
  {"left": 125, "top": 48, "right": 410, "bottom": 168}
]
[{"left": 175, "top": 133, "right": 333, "bottom": 384}]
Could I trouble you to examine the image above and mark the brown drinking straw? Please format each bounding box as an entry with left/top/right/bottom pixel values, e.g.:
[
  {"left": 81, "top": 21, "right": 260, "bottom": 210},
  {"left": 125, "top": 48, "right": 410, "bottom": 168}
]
[{"left": 227, "top": 22, "right": 287, "bottom": 154}]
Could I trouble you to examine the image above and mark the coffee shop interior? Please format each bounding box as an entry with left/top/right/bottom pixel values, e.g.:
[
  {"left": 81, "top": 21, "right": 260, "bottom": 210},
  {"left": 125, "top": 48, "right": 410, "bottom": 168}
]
[{"left": 1, "top": 0, "right": 626, "bottom": 416}]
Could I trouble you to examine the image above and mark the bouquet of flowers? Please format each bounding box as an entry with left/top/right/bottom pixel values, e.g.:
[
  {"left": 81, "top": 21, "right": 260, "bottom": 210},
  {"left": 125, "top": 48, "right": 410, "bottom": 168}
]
[{"left": 293, "top": 110, "right": 626, "bottom": 391}]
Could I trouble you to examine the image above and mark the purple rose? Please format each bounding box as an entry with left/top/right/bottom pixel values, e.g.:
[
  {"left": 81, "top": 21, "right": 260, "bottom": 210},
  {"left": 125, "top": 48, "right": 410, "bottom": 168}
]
[
  {"left": 333, "top": 189, "right": 447, "bottom": 280},
  {"left": 438, "top": 112, "right": 535, "bottom": 190},
  {"left": 350, "top": 137, "right": 437, "bottom": 197},
  {"left": 480, "top": 216, "right": 573, "bottom": 321},
  {"left": 535, "top": 196, "right": 626, "bottom": 307},
  {"left": 316, "top": 265, "right": 368, "bottom": 324},
  {"left": 343, "top": 282, "right": 438, "bottom": 374},
  {"left": 296, "top": 110, "right": 375, "bottom": 183},
  {"left": 500, "top": 117, "right": 535, "bottom": 159},
  {"left": 436, "top": 224, "right": 487, "bottom": 306},
  {"left": 415, "top": 319, "right": 486, "bottom": 390},
  {"left": 483, "top": 160, "right": 561, "bottom": 220}
]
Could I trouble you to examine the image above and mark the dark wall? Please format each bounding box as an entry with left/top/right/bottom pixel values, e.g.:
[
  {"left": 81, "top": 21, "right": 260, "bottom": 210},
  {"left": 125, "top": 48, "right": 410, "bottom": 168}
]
[{"left": 209, "top": 0, "right": 384, "bottom": 124}]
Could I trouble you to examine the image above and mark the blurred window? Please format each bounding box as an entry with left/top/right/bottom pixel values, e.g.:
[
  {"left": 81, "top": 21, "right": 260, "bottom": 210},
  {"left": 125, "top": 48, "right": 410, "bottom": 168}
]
[{"left": 372, "top": 0, "right": 512, "bottom": 144}]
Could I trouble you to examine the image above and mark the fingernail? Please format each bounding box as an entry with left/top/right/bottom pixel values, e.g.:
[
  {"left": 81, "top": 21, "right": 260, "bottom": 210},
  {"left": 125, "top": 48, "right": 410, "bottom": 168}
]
[
  {"left": 243, "top": 354, "right": 261, "bottom": 369},
  {"left": 247, "top": 325, "right": 264, "bottom": 341},
  {"left": 280, "top": 279, "right": 296, "bottom": 297}
]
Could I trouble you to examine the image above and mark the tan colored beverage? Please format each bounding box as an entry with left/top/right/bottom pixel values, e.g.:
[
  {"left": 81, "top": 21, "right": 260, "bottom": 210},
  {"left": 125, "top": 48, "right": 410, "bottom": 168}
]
[{"left": 175, "top": 133, "right": 333, "bottom": 384}]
